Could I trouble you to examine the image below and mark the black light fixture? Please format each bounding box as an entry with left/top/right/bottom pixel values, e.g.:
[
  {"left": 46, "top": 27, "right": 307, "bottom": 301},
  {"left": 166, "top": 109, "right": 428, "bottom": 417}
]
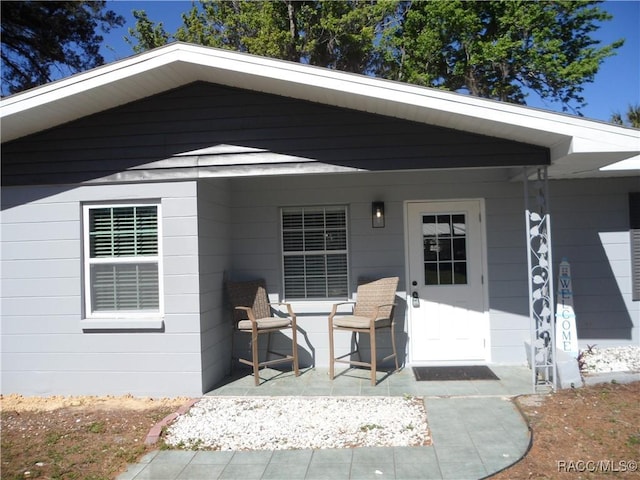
[{"left": 372, "top": 201, "right": 385, "bottom": 228}]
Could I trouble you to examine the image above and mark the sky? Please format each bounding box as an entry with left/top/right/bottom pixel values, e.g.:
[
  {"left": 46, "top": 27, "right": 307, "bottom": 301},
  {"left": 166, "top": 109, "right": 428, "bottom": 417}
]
[{"left": 100, "top": 0, "right": 640, "bottom": 124}]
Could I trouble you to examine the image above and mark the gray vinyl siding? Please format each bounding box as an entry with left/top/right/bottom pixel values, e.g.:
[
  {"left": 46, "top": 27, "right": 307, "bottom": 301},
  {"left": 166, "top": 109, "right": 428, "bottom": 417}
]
[
  {"left": 1, "top": 182, "right": 204, "bottom": 396},
  {"left": 550, "top": 178, "right": 640, "bottom": 345},
  {"left": 1, "top": 82, "right": 548, "bottom": 187},
  {"left": 196, "top": 178, "right": 233, "bottom": 392}
]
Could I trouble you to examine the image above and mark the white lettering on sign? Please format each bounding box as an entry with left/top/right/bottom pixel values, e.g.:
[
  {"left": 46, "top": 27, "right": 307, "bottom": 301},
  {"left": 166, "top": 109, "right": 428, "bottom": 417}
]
[{"left": 556, "top": 258, "right": 578, "bottom": 358}]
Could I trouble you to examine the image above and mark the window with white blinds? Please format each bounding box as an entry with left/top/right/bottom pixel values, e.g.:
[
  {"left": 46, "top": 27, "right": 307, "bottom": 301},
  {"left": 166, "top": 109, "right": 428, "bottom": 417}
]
[
  {"left": 282, "top": 206, "right": 349, "bottom": 299},
  {"left": 83, "top": 204, "right": 162, "bottom": 316}
]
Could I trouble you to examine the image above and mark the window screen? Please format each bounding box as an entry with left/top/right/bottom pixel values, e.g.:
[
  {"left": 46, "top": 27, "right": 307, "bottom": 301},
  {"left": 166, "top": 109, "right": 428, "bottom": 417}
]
[{"left": 282, "top": 206, "right": 348, "bottom": 298}]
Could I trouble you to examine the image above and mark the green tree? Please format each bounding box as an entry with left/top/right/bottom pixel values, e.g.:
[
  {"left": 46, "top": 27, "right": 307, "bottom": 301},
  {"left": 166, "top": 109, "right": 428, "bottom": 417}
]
[
  {"left": 1, "top": 1, "right": 124, "bottom": 96},
  {"left": 389, "top": 0, "right": 623, "bottom": 113},
  {"left": 127, "top": 0, "right": 396, "bottom": 73},
  {"left": 125, "top": 10, "right": 170, "bottom": 53},
  {"left": 125, "top": 0, "right": 622, "bottom": 114},
  {"left": 173, "top": 1, "right": 303, "bottom": 61},
  {"left": 303, "top": 0, "right": 397, "bottom": 74},
  {"left": 611, "top": 104, "right": 640, "bottom": 128}
]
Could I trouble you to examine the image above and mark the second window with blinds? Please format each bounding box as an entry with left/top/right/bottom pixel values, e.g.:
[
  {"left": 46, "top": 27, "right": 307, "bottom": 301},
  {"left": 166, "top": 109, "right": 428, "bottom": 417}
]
[{"left": 282, "top": 206, "right": 349, "bottom": 299}]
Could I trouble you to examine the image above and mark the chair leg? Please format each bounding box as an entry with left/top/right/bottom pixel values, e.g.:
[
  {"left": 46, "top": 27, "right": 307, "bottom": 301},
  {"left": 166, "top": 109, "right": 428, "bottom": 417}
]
[
  {"left": 370, "top": 326, "right": 377, "bottom": 386},
  {"left": 291, "top": 326, "right": 300, "bottom": 377},
  {"left": 266, "top": 331, "right": 273, "bottom": 360},
  {"left": 230, "top": 329, "right": 236, "bottom": 374},
  {"left": 353, "top": 331, "right": 360, "bottom": 361},
  {"left": 328, "top": 317, "right": 335, "bottom": 380},
  {"left": 390, "top": 323, "right": 399, "bottom": 371},
  {"left": 252, "top": 329, "right": 260, "bottom": 386}
]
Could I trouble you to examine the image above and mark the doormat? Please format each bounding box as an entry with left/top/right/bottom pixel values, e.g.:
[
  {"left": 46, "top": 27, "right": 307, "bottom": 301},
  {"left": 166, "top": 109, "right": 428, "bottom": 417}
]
[{"left": 412, "top": 366, "right": 499, "bottom": 381}]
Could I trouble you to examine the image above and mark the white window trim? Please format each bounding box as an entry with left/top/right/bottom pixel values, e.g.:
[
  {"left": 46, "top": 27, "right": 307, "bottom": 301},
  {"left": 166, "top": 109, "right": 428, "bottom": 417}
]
[{"left": 82, "top": 202, "right": 165, "bottom": 321}]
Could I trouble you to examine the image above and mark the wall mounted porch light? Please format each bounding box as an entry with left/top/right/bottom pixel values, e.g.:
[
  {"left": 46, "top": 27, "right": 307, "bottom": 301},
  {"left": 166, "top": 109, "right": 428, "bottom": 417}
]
[{"left": 372, "top": 201, "right": 385, "bottom": 228}]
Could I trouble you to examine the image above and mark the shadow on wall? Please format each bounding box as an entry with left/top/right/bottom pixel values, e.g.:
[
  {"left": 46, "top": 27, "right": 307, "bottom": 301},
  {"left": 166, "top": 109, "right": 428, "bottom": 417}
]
[
  {"left": 554, "top": 227, "right": 634, "bottom": 342},
  {"left": 565, "top": 183, "right": 637, "bottom": 342}
]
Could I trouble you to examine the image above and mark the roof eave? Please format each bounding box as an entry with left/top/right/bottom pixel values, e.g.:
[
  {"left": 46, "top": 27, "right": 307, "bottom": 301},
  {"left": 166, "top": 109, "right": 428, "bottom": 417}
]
[{"left": 1, "top": 43, "right": 638, "bottom": 178}]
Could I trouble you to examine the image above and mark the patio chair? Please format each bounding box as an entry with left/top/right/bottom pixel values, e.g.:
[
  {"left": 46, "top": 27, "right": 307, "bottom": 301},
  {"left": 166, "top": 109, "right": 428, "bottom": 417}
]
[
  {"left": 328, "top": 276, "right": 400, "bottom": 386},
  {"left": 226, "top": 279, "right": 300, "bottom": 385}
]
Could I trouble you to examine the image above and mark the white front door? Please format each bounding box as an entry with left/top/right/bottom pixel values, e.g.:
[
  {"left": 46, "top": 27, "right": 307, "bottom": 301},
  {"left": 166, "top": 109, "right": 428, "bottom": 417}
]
[{"left": 407, "top": 200, "right": 489, "bottom": 363}]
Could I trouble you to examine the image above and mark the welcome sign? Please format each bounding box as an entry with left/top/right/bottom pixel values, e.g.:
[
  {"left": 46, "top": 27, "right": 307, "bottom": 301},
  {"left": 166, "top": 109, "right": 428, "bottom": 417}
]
[{"left": 556, "top": 258, "right": 579, "bottom": 358}]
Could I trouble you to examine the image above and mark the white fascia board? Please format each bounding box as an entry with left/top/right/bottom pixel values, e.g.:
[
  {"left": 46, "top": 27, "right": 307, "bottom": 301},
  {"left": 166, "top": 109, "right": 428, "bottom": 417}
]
[
  {"left": 1, "top": 46, "right": 181, "bottom": 104},
  {"left": 547, "top": 132, "right": 639, "bottom": 178},
  {"left": 550, "top": 131, "right": 640, "bottom": 162},
  {"left": 571, "top": 133, "right": 640, "bottom": 154},
  {"left": 1, "top": 47, "right": 188, "bottom": 116},
  {"left": 600, "top": 154, "right": 640, "bottom": 171}
]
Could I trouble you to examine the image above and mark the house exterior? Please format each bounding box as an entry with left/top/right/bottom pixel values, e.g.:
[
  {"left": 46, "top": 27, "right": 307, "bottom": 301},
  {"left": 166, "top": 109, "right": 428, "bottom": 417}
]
[{"left": 1, "top": 43, "right": 638, "bottom": 397}]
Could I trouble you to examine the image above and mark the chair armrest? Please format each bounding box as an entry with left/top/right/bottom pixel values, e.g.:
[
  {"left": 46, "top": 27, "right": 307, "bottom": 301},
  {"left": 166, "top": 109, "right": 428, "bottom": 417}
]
[
  {"left": 269, "top": 302, "right": 297, "bottom": 321},
  {"left": 235, "top": 306, "right": 256, "bottom": 322},
  {"left": 329, "top": 301, "right": 356, "bottom": 319}
]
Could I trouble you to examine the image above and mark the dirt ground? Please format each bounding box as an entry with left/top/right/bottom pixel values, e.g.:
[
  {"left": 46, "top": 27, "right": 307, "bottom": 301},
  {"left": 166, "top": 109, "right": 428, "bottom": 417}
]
[
  {"left": 0, "top": 394, "right": 190, "bottom": 480},
  {"left": 493, "top": 381, "right": 640, "bottom": 479},
  {"left": 1, "top": 382, "right": 639, "bottom": 480}
]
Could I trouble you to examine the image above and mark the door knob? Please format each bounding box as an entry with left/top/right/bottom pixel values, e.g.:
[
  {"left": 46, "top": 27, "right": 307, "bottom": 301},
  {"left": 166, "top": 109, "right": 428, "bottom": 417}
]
[{"left": 411, "top": 291, "right": 420, "bottom": 308}]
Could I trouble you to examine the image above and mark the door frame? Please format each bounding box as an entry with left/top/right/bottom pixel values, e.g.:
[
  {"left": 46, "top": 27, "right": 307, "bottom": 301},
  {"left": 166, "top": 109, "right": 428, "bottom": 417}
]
[{"left": 403, "top": 198, "right": 492, "bottom": 365}]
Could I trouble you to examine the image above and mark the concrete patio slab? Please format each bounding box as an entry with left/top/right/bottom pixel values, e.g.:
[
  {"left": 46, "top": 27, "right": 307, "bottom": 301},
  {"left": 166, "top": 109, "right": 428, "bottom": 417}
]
[{"left": 117, "top": 366, "right": 532, "bottom": 480}]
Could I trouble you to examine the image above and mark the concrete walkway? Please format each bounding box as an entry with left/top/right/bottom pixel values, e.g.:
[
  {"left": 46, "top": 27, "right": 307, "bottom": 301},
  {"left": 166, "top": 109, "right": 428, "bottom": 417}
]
[{"left": 117, "top": 366, "right": 533, "bottom": 480}]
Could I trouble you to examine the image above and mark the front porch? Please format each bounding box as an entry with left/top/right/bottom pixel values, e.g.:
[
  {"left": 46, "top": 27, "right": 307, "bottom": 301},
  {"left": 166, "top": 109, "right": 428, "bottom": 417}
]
[
  {"left": 117, "top": 365, "right": 532, "bottom": 480},
  {"left": 206, "top": 365, "right": 533, "bottom": 398}
]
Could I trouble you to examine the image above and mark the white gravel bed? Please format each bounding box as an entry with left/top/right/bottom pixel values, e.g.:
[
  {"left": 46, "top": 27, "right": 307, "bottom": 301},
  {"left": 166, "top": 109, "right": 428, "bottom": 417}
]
[
  {"left": 164, "top": 396, "right": 430, "bottom": 451},
  {"left": 581, "top": 346, "right": 640, "bottom": 374}
]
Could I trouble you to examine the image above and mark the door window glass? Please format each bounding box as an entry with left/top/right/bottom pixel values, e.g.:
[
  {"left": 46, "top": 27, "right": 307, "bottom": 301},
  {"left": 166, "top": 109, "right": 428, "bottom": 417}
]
[{"left": 422, "top": 213, "right": 468, "bottom": 285}]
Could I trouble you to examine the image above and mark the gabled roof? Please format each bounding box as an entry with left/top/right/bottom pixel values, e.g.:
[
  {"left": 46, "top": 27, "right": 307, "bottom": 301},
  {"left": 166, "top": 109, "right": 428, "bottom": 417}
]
[{"left": 1, "top": 42, "right": 638, "bottom": 178}]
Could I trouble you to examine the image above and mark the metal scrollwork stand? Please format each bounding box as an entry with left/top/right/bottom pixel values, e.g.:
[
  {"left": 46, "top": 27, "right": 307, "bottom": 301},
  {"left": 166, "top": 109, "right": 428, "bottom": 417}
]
[{"left": 524, "top": 167, "right": 557, "bottom": 392}]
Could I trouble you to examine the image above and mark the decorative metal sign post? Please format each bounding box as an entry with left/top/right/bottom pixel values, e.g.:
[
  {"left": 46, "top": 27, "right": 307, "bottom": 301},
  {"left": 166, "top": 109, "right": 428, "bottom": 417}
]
[
  {"left": 556, "top": 258, "right": 578, "bottom": 358},
  {"left": 524, "top": 167, "right": 557, "bottom": 392}
]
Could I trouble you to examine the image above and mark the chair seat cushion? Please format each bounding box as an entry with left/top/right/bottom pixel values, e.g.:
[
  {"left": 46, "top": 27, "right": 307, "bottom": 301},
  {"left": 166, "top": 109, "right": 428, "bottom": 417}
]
[
  {"left": 333, "top": 315, "right": 391, "bottom": 329},
  {"left": 238, "top": 317, "right": 291, "bottom": 330}
]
